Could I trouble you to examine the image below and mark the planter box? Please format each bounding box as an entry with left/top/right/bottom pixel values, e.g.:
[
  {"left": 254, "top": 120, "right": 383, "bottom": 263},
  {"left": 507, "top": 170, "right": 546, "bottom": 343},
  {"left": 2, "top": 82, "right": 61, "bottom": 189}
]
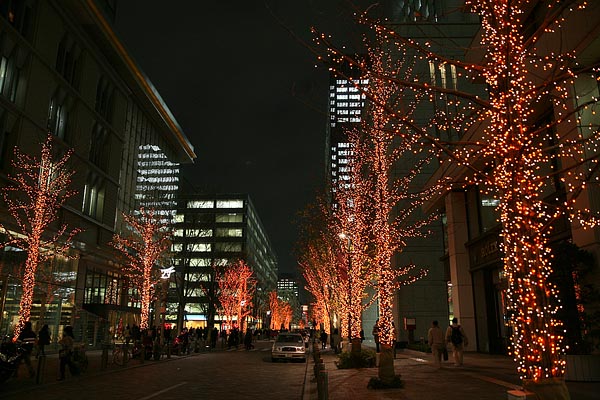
[{"left": 565, "top": 355, "right": 600, "bottom": 382}]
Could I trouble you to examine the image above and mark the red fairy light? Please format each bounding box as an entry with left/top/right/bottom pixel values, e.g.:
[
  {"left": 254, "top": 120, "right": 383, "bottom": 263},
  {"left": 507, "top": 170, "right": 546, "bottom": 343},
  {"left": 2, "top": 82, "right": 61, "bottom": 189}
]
[
  {"left": 0, "top": 135, "right": 80, "bottom": 340},
  {"left": 111, "top": 207, "right": 172, "bottom": 330},
  {"left": 217, "top": 260, "right": 256, "bottom": 332}
]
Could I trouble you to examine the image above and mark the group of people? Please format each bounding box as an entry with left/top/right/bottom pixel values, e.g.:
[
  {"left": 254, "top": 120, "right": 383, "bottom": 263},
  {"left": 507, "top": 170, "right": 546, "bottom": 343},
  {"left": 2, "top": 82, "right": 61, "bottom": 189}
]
[
  {"left": 15, "top": 321, "right": 77, "bottom": 380},
  {"left": 427, "top": 317, "right": 468, "bottom": 368}
]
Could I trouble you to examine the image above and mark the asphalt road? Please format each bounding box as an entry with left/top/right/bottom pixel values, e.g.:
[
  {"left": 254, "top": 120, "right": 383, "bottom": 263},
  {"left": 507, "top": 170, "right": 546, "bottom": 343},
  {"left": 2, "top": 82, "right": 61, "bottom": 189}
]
[{"left": 1, "top": 340, "right": 307, "bottom": 400}]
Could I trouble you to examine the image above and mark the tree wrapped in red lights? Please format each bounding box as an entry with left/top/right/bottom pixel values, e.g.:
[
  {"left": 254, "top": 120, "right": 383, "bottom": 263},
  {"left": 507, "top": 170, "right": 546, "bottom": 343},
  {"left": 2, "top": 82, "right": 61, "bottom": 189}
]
[
  {"left": 268, "top": 290, "right": 293, "bottom": 331},
  {"left": 329, "top": 134, "right": 380, "bottom": 349},
  {"left": 297, "top": 198, "right": 346, "bottom": 337},
  {"left": 314, "top": 1, "right": 600, "bottom": 395},
  {"left": 111, "top": 208, "right": 172, "bottom": 330},
  {"left": 217, "top": 260, "right": 256, "bottom": 332},
  {"left": 0, "top": 135, "right": 80, "bottom": 340}
]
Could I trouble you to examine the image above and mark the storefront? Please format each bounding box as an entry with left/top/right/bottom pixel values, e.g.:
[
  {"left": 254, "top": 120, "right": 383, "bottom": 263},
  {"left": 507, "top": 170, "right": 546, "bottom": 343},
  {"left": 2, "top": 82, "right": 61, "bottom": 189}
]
[{"left": 467, "top": 229, "right": 509, "bottom": 354}]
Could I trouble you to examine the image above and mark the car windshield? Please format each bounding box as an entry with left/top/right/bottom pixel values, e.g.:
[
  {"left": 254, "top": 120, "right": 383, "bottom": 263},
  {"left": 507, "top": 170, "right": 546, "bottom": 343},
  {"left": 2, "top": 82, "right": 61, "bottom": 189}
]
[{"left": 276, "top": 335, "right": 303, "bottom": 344}]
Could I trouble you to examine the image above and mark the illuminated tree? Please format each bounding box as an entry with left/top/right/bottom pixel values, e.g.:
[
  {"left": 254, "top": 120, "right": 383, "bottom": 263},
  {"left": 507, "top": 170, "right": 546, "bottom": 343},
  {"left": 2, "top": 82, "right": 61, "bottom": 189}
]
[
  {"left": 268, "top": 290, "right": 293, "bottom": 331},
  {"left": 268, "top": 291, "right": 281, "bottom": 330},
  {"left": 217, "top": 260, "right": 255, "bottom": 331},
  {"left": 0, "top": 135, "right": 80, "bottom": 339},
  {"left": 297, "top": 198, "right": 345, "bottom": 336},
  {"left": 330, "top": 134, "right": 378, "bottom": 348},
  {"left": 111, "top": 208, "right": 172, "bottom": 330},
  {"left": 314, "top": 1, "right": 600, "bottom": 395}
]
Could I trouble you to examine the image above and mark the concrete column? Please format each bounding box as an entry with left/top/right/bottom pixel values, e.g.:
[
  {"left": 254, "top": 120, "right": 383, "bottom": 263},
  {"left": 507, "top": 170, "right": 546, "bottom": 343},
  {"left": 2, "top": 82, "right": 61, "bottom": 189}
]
[{"left": 445, "top": 191, "right": 476, "bottom": 344}]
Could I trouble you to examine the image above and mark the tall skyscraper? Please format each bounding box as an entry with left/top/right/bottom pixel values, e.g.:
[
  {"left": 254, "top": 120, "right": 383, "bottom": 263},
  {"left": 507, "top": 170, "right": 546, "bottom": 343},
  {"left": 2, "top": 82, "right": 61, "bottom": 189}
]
[{"left": 326, "top": 67, "right": 369, "bottom": 192}]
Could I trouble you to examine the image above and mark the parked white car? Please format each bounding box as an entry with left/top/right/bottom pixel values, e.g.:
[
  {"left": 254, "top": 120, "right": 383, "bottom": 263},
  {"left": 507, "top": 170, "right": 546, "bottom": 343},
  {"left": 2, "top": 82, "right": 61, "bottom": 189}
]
[{"left": 271, "top": 332, "right": 307, "bottom": 362}]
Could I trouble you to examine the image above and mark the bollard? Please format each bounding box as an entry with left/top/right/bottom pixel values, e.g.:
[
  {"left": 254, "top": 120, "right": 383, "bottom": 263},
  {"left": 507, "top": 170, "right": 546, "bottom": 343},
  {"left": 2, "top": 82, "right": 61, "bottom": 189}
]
[
  {"left": 167, "top": 342, "right": 172, "bottom": 359},
  {"left": 35, "top": 354, "right": 46, "bottom": 384},
  {"left": 140, "top": 345, "right": 145, "bottom": 363},
  {"left": 314, "top": 357, "right": 324, "bottom": 377},
  {"left": 317, "top": 371, "right": 328, "bottom": 400}
]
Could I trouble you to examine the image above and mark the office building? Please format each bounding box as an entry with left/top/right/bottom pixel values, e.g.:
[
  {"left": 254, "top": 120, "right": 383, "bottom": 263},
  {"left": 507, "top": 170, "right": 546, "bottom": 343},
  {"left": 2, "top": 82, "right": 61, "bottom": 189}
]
[
  {"left": 0, "top": 1, "right": 195, "bottom": 345},
  {"left": 169, "top": 194, "right": 277, "bottom": 329}
]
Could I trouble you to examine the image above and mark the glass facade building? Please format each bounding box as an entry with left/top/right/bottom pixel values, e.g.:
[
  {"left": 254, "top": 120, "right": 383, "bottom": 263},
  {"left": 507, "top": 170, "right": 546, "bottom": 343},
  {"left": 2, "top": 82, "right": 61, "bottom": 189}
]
[{"left": 168, "top": 194, "right": 277, "bottom": 329}]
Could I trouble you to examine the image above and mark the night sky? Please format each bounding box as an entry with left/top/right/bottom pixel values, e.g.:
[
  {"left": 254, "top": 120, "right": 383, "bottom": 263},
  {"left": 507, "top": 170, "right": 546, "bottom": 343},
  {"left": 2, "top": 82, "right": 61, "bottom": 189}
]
[{"left": 115, "top": 1, "right": 372, "bottom": 276}]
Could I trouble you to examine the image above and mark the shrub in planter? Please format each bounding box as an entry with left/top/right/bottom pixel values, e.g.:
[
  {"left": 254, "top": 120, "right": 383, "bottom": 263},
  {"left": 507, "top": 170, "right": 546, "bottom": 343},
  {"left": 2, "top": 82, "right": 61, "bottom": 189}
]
[{"left": 335, "top": 348, "right": 377, "bottom": 369}]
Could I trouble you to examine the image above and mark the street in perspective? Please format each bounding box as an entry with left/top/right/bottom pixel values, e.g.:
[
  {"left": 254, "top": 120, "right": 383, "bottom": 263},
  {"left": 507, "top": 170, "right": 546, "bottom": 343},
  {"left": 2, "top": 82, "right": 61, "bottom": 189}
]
[{"left": 1, "top": 1, "right": 600, "bottom": 400}]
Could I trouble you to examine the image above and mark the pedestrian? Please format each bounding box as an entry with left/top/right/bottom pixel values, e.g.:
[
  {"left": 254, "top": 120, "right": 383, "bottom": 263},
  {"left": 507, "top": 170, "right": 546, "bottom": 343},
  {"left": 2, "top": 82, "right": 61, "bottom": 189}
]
[
  {"left": 320, "top": 330, "right": 328, "bottom": 349},
  {"left": 331, "top": 328, "right": 341, "bottom": 354},
  {"left": 360, "top": 329, "right": 365, "bottom": 343},
  {"left": 38, "top": 324, "right": 51, "bottom": 357},
  {"left": 427, "top": 320, "right": 445, "bottom": 369},
  {"left": 446, "top": 317, "right": 468, "bottom": 366},
  {"left": 58, "top": 325, "right": 75, "bottom": 380},
  {"left": 372, "top": 319, "right": 380, "bottom": 353},
  {"left": 124, "top": 324, "right": 131, "bottom": 345},
  {"left": 17, "top": 321, "right": 37, "bottom": 377},
  {"left": 244, "top": 329, "right": 253, "bottom": 350}
]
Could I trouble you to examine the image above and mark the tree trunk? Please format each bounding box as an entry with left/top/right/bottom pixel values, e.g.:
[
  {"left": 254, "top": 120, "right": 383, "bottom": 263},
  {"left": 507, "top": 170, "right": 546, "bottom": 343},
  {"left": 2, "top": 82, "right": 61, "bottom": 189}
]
[
  {"left": 351, "top": 337, "right": 362, "bottom": 354},
  {"left": 378, "top": 344, "right": 395, "bottom": 384}
]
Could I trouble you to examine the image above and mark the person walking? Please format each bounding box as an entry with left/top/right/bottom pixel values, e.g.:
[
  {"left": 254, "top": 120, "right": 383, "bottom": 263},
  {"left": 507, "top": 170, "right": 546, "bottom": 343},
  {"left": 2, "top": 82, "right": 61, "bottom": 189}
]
[
  {"left": 17, "top": 321, "right": 37, "bottom": 377},
  {"left": 372, "top": 319, "right": 380, "bottom": 353},
  {"left": 331, "top": 328, "right": 341, "bottom": 354},
  {"left": 37, "top": 324, "right": 51, "bottom": 357},
  {"left": 320, "top": 330, "right": 328, "bottom": 350},
  {"left": 427, "top": 320, "right": 445, "bottom": 369},
  {"left": 58, "top": 325, "right": 75, "bottom": 380},
  {"left": 446, "top": 317, "right": 468, "bottom": 366}
]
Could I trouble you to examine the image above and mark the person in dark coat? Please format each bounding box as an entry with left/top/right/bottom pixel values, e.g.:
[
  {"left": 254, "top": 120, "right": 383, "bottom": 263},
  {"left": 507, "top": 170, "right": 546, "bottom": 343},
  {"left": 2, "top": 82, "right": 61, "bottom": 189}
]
[
  {"left": 320, "top": 330, "right": 328, "bottom": 349},
  {"left": 58, "top": 325, "right": 75, "bottom": 380},
  {"left": 38, "top": 324, "right": 51, "bottom": 357},
  {"left": 244, "top": 329, "right": 254, "bottom": 350},
  {"left": 18, "top": 321, "right": 37, "bottom": 377}
]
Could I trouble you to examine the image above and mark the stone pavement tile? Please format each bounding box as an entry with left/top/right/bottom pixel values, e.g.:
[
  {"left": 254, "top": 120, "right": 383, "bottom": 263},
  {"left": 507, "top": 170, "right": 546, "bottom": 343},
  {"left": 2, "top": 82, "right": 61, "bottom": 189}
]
[{"left": 305, "top": 348, "right": 600, "bottom": 400}]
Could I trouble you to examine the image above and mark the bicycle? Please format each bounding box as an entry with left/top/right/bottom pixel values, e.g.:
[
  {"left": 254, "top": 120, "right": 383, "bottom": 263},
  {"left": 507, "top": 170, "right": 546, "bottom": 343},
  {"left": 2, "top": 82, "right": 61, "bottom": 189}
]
[
  {"left": 112, "top": 343, "right": 132, "bottom": 366},
  {"left": 71, "top": 343, "right": 89, "bottom": 373},
  {"left": 113, "top": 341, "right": 152, "bottom": 365}
]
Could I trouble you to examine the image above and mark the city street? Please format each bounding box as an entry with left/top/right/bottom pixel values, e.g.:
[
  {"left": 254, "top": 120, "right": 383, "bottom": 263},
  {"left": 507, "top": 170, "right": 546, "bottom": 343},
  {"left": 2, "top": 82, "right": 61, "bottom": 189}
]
[{"left": 0, "top": 340, "right": 307, "bottom": 400}]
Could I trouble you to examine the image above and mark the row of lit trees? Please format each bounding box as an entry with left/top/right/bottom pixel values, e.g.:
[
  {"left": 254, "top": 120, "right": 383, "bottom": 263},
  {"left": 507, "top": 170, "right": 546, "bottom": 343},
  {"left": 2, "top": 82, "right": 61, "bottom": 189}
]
[
  {"left": 0, "top": 135, "right": 276, "bottom": 340},
  {"left": 305, "top": 0, "right": 600, "bottom": 396}
]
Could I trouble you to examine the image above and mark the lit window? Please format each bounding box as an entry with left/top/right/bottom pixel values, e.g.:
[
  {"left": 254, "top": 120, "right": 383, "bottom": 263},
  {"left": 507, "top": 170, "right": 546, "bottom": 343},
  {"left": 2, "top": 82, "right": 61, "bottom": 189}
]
[
  {"left": 171, "top": 244, "right": 183, "bottom": 252},
  {"left": 187, "top": 200, "right": 214, "bottom": 208},
  {"left": 189, "top": 258, "right": 211, "bottom": 266},
  {"left": 216, "top": 228, "right": 243, "bottom": 237},
  {"left": 216, "top": 213, "right": 243, "bottom": 223},
  {"left": 187, "top": 243, "right": 211, "bottom": 252},
  {"left": 216, "top": 199, "right": 244, "bottom": 208},
  {"left": 186, "top": 229, "right": 212, "bottom": 237},
  {"left": 215, "top": 243, "right": 242, "bottom": 252}
]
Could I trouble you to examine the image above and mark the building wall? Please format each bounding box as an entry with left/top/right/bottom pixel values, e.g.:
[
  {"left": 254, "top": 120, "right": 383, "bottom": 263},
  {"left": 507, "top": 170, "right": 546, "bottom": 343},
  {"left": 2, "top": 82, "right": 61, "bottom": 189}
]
[
  {"left": 169, "top": 194, "right": 277, "bottom": 329},
  {"left": 435, "top": 1, "right": 600, "bottom": 354},
  {"left": 0, "top": 1, "right": 194, "bottom": 345}
]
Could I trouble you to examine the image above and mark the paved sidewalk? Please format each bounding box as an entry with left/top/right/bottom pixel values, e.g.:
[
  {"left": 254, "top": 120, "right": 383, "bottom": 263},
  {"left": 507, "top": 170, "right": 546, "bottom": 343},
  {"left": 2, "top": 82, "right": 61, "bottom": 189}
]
[
  {"left": 0, "top": 345, "right": 201, "bottom": 396},
  {"left": 303, "top": 347, "right": 600, "bottom": 400}
]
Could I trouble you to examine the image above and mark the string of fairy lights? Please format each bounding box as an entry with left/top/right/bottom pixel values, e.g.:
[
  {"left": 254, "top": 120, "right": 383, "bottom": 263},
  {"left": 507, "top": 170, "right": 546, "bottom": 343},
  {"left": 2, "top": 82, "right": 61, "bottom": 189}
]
[
  {"left": 0, "top": 135, "right": 79, "bottom": 340},
  {"left": 310, "top": 0, "right": 600, "bottom": 383},
  {"left": 111, "top": 208, "right": 172, "bottom": 330},
  {"left": 216, "top": 260, "right": 255, "bottom": 331},
  {"left": 268, "top": 290, "right": 293, "bottom": 331}
]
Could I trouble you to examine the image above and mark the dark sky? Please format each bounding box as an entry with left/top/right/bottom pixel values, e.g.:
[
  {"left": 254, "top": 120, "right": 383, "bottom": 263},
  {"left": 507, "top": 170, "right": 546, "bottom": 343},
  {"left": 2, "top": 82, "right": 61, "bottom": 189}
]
[{"left": 114, "top": 1, "right": 371, "bottom": 276}]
